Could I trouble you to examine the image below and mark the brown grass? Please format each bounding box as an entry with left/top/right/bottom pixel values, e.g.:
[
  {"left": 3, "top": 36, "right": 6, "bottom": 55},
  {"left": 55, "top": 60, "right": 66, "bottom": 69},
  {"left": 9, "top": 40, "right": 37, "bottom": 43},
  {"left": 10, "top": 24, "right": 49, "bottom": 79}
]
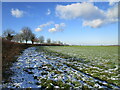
[
  {"left": 1, "top": 39, "right": 64, "bottom": 82},
  {"left": 2, "top": 39, "right": 30, "bottom": 82}
]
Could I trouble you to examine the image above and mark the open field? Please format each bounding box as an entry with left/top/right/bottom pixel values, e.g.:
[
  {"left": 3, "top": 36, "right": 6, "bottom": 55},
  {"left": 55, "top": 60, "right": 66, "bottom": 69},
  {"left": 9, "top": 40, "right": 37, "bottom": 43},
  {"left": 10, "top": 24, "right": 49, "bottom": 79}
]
[
  {"left": 2, "top": 46, "right": 120, "bottom": 89},
  {"left": 2, "top": 1, "right": 119, "bottom": 89},
  {"left": 44, "top": 46, "right": 119, "bottom": 69},
  {"left": 36, "top": 46, "right": 119, "bottom": 87}
]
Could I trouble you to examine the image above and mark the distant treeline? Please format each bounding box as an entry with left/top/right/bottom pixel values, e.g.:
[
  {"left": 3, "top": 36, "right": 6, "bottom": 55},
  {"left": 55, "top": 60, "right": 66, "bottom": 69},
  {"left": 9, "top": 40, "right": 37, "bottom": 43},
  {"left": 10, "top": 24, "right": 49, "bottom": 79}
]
[{"left": 2, "top": 27, "right": 68, "bottom": 45}]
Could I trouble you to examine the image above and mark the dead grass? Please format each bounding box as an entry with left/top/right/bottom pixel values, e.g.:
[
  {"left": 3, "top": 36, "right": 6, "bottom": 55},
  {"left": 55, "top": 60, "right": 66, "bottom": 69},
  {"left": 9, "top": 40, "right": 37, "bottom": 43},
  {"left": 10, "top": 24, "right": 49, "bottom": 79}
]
[
  {"left": 1, "top": 39, "right": 63, "bottom": 82},
  {"left": 2, "top": 39, "right": 30, "bottom": 82}
]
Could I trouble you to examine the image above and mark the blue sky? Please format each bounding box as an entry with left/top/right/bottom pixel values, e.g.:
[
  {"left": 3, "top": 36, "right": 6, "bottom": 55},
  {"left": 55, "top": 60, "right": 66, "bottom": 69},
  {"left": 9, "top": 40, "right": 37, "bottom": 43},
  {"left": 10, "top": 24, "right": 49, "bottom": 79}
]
[{"left": 2, "top": 2, "right": 118, "bottom": 45}]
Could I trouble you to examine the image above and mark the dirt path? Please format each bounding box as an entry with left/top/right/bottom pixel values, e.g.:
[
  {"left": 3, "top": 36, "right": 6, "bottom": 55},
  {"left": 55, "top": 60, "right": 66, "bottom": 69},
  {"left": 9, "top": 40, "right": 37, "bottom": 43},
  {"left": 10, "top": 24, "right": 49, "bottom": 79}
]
[{"left": 2, "top": 47, "right": 120, "bottom": 89}]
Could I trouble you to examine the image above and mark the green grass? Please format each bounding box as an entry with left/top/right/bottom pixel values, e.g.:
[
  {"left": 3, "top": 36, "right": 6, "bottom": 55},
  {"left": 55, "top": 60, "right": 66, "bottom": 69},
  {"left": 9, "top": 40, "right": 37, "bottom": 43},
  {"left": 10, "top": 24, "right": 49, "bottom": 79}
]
[
  {"left": 36, "top": 46, "right": 119, "bottom": 87},
  {"left": 43, "top": 46, "right": 118, "bottom": 69}
]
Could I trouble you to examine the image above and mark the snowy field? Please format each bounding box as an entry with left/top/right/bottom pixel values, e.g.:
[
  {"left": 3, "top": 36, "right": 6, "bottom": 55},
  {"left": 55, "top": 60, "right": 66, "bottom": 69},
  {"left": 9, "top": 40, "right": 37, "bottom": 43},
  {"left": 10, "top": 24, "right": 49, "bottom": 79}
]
[{"left": 2, "top": 46, "right": 120, "bottom": 89}]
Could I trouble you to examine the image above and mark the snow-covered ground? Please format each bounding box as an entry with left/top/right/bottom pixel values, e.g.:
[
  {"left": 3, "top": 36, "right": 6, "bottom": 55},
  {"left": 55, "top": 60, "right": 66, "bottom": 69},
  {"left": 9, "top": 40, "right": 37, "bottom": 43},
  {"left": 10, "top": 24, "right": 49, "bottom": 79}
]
[{"left": 2, "top": 47, "right": 120, "bottom": 89}]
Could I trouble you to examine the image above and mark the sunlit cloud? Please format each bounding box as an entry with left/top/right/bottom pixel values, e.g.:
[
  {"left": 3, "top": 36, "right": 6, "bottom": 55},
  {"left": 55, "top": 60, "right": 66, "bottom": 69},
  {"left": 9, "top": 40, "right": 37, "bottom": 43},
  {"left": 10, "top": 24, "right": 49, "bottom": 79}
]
[
  {"left": 11, "top": 8, "right": 25, "bottom": 18},
  {"left": 35, "top": 27, "right": 42, "bottom": 32},
  {"left": 35, "top": 21, "right": 54, "bottom": 32},
  {"left": 56, "top": 2, "right": 118, "bottom": 28},
  {"left": 39, "top": 21, "right": 54, "bottom": 28},
  {"left": 49, "top": 23, "right": 66, "bottom": 32}
]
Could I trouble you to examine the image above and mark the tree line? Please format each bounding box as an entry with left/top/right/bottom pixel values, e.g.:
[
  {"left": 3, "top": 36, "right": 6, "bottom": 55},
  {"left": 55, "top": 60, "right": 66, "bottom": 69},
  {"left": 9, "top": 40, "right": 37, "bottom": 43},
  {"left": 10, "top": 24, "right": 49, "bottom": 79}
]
[{"left": 2, "top": 27, "right": 64, "bottom": 45}]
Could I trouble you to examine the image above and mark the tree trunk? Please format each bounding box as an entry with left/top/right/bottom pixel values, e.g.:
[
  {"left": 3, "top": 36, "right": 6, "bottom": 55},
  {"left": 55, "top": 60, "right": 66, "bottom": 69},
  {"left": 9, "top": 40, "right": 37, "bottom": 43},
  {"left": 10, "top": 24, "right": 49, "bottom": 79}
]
[
  {"left": 26, "top": 40, "right": 27, "bottom": 44},
  {"left": 32, "top": 41, "right": 34, "bottom": 44},
  {"left": 20, "top": 40, "right": 22, "bottom": 43}
]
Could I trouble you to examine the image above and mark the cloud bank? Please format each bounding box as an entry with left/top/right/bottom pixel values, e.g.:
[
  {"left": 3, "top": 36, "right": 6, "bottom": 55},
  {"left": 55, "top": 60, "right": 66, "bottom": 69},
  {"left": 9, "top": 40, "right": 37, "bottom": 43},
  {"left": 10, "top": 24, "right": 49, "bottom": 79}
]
[{"left": 56, "top": 2, "right": 118, "bottom": 28}]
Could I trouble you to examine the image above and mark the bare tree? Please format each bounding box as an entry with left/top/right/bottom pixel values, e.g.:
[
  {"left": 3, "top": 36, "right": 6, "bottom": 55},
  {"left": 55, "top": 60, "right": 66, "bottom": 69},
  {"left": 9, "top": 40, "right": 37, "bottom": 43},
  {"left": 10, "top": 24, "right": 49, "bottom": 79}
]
[
  {"left": 13, "top": 34, "right": 19, "bottom": 42},
  {"left": 13, "top": 33, "right": 24, "bottom": 43},
  {"left": 21, "top": 27, "right": 32, "bottom": 44},
  {"left": 34, "top": 38, "right": 39, "bottom": 44},
  {"left": 30, "top": 33, "right": 36, "bottom": 44},
  {"left": 58, "top": 41, "right": 63, "bottom": 45},
  {"left": 52, "top": 40, "right": 57, "bottom": 44},
  {"left": 19, "top": 33, "right": 24, "bottom": 43},
  {"left": 47, "top": 38, "right": 51, "bottom": 44},
  {"left": 39, "top": 36, "right": 44, "bottom": 43},
  {"left": 3, "top": 29, "right": 15, "bottom": 41}
]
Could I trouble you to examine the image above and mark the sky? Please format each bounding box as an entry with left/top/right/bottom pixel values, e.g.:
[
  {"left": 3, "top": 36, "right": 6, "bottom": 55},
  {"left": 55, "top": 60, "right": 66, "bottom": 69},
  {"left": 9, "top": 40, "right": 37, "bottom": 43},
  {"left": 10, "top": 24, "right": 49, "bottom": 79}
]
[{"left": 2, "top": 2, "right": 118, "bottom": 45}]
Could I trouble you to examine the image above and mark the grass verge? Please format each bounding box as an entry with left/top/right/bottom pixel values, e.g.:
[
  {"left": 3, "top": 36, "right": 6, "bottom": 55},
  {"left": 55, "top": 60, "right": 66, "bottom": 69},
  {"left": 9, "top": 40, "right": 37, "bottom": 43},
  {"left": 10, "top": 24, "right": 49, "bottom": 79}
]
[{"left": 2, "top": 39, "right": 30, "bottom": 82}]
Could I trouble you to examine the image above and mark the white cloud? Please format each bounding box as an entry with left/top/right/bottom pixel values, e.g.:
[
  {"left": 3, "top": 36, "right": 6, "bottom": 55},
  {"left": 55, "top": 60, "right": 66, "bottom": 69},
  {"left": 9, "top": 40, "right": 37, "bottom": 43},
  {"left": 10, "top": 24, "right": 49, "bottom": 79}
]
[
  {"left": 109, "top": 0, "right": 119, "bottom": 6},
  {"left": 49, "top": 23, "right": 66, "bottom": 32},
  {"left": 56, "top": 2, "right": 118, "bottom": 28},
  {"left": 39, "top": 21, "right": 54, "bottom": 28},
  {"left": 56, "top": 2, "right": 105, "bottom": 20},
  {"left": 35, "top": 21, "right": 54, "bottom": 32},
  {"left": 83, "top": 19, "right": 104, "bottom": 28},
  {"left": 35, "top": 22, "right": 65, "bottom": 32},
  {"left": 46, "top": 9, "right": 51, "bottom": 15},
  {"left": 106, "top": 5, "right": 118, "bottom": 19},
  {"left": 11, "top": 8, "right": 24, "bottom": 18},
  {"left": 35, "top": 27, "right": 42, "bottom": 32},
  {"left": 48, "top": 28, "right": 56, "bottom": 32},
  {"left": 83, "top": 5, "right": 118, "bottom": 28}
]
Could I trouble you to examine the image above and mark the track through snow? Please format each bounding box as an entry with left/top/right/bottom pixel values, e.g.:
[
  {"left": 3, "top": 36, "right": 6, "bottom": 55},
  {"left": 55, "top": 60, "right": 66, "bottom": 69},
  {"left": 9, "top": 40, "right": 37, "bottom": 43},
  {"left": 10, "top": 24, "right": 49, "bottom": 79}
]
[{"left": 2, "top": 47, "right": 120, "bottom": 89}]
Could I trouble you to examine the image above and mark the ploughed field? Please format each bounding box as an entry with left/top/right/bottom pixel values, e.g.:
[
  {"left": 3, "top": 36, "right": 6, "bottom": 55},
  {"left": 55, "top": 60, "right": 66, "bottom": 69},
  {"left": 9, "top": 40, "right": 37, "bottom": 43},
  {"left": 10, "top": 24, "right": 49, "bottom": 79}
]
[{"left": 2, "top": 46, "right": 119, "bottom": 89}]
